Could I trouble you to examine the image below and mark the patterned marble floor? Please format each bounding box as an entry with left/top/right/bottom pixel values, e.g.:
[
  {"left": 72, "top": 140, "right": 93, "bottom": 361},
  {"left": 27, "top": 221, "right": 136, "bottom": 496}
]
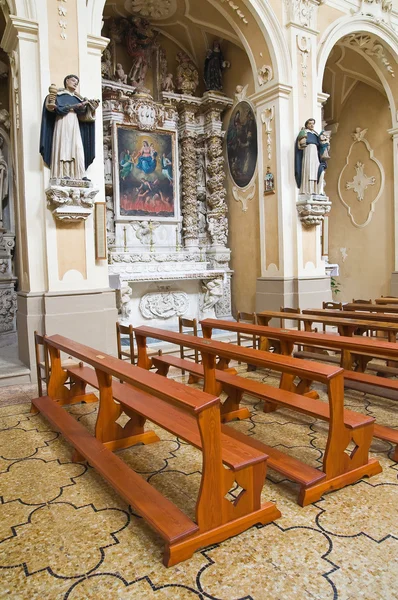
[{"left": 0, "top": 367, "right": 397, "bottom": 600}]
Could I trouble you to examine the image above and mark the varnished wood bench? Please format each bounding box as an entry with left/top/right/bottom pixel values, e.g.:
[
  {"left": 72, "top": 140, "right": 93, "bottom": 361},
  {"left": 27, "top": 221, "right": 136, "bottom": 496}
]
[
  {"left": 31, "top": 334, "right": 280, "bottom": 567},
  {"left": 201, "top": 318, "right": 398, "bottom": 460},
  {"left": 134, "top": 325, "right": 381, "bottom": 506}
]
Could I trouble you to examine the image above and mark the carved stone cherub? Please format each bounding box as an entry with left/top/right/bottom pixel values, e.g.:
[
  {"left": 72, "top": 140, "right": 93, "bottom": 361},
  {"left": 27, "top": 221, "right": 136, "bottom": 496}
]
[
  {"left": 162, "top": 73, "right": 175, "bottom": 93},
  {"left": 115, "top": 63, "right": 128, "bottom": 85}
]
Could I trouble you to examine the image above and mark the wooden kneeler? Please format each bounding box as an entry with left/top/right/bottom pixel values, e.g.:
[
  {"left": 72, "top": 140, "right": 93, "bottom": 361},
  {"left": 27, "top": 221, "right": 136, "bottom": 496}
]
[{"left": 31, "top": 335, "right": 280, "bottom": 566}]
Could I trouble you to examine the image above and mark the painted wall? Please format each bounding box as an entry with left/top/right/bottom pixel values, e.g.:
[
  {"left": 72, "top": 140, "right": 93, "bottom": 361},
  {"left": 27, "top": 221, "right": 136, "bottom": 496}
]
[{"left": 327, "top": 83, "right": 393, "bottom": 302}]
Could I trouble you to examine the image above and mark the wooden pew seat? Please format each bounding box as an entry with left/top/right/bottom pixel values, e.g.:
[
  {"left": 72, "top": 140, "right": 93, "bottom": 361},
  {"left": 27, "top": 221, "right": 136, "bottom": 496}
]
[
  {"left": 151, "top": 354, "right": 374, "bottom": 431},
  {"left": 32, "top": 395, "right": 198, "bottom": 545},
  {"left": 67, "top": 365, "right": 267, "bottom": 470}
]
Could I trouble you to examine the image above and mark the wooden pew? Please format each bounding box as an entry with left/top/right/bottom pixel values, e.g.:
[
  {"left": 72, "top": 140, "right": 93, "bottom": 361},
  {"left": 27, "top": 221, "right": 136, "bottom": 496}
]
[
  {"left": 200, "top": 318, "right": 398, "bottom": 460},
  {"left": 303, "top": 308, "right": 398, "bottom": 325},
  {"left": 134, "top": 325, "right": 381, "bottom": 507},
  {"left": 375, "top": 298, "right": 398, "bottom": 305},
  {"left": 31, "top": 334, "right": 280, "bottom": 567},
  {"left": 343, "top": 303, "right": 398, "bottom": 314},
  {"left": 256, "top": 310, "right": 398, "bottom": 341}
]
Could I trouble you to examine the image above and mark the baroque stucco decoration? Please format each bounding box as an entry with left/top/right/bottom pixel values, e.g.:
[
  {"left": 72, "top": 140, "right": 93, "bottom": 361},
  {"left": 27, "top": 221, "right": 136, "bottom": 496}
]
[
  {"left": 232, "top": 184, "right": 256, "bottom": 212},
  {"left": 257, "top": 65, "right": 273, "bottom": 86},
  {"left": 297, "top": 36, "right": 310, "bottom": 98},
  {"left": 342, "top": 34, "right": 395, "bottom": 78},
  {"left": 128, "top": 0, "right": 177, "bottom": 20},
  {"left": 337, "top": 127, "right": 385, "bottom": 228},
  {"left": 45, "top": 182, "right": 99, "bottom": 221},
  {"left": 261, "top": 107, "right": 274, "bottom": 162},
  {"left": 216, "top": 0, "right": 248, "bottom": 25},
  {"left": 352, "top": 0, "right": 393, "bottom": 28},
  {"left": 140, "top": 291, "right": 189, "bottom": 319},
  {"left": 284, "top": 0, "right": 324, "bottom": 29}
]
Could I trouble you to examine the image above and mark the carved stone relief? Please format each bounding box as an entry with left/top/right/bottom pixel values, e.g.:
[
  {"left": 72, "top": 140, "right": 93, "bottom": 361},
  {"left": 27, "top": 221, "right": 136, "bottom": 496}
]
[
  {"left": 257, "top": 65, "right": 273, "bottom": 86},
  {"left": 201, "top": 278, "right": 223, "bottom": 312},
  {"left": 45, "top": 182, "right": 99, "bottom": 221},
  {"left": 353, "top": 0, "right": 393, "bottom": 28},
  {"left": 0, "top": 286, "right": 17, "bottom": 333},
  {"left": 297, "top": 36, "right": 310, "bottom": 98},
  {"left": 140, "top": 291, "right": 189, "bottom": 319},
  {"left": 338, "top": 127, "right": 384, "bottom": 228},
  {"left": 284, "top": 0, "right": 321, "bottom": 29}
]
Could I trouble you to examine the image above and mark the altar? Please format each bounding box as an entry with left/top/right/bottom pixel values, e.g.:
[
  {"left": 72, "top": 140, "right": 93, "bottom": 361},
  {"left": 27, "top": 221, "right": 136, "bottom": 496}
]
[{"left": 102, "top": 17, "right": 233, "bottom": 329}]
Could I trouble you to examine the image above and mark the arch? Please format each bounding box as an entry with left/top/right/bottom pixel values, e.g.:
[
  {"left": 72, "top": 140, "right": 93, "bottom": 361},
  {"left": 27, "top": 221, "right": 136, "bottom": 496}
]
[
  {"left": 86, "top": 0, "right": 291, "bottom": 89},
  {"left": 317, "top": 16, "right": 398, "bottom": 126}
]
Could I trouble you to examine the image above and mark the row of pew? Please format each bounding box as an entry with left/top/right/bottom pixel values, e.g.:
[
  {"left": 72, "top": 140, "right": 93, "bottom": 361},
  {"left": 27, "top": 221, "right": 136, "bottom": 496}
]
[{"left": 31, "top": 298, "right": 398, "bottom": 566}]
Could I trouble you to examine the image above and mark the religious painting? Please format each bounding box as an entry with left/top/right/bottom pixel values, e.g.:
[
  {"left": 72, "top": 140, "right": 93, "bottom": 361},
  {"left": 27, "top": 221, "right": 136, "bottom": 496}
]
[
  {"left": 115, "top": 125, "right": 176, "bottom": 219},
  {"left": 226, "top": 101, "right": 257, "bottom": 188}
]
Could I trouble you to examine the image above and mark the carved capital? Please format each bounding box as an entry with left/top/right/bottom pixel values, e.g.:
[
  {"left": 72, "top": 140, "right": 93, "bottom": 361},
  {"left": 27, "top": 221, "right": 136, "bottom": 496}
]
[
  {"left": 46, "top": 181, "right": 99, "bottom": 221},
  {"left": 297, "top": 194, "right": 332, "bottom": 227}
]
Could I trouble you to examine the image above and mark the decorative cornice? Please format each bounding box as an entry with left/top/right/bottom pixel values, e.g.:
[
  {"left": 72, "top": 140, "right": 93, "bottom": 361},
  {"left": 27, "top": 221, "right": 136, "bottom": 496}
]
[
  {"left": 87, "top": 34, "right": 110, "bottom": 53},
  {"left": 1, "top": 16, "right": 39, "bottom": 52},
  {"left": 250, "top": 82, "right": 293, "bottom": 105}
]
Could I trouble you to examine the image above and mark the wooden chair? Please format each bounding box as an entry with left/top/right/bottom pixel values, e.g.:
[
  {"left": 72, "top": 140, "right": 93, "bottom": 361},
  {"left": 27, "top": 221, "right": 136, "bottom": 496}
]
[
  {"left": 116, "top": 322, "right": 135, "bottom": 365},
  {"left": 34, "top": 331, "right": 50, "bottom": 397},
  {"left": 322, "top": 301, "right": 342, "bottom": 310},
  {"left": 322, "top": 301, "right": 342, "bottom": 332},
  {"left": 236, "top": 311, "right": 258, "bottom": 367},
  {"left": 279, "top": 306, "right": 301, "bottom": 328},
  {"left": 178, "top": 317, "right": 199, "bottom": 375}
]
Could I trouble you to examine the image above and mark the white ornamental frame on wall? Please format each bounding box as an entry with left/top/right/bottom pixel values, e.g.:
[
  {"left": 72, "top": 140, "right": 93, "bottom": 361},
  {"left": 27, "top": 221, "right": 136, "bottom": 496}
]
[
  {"left": 337, "top": 129, "right": 385, "bottom": 229},
  {"left": 112, "top": 122, "right": 181, "bottom": 223},
  {"left": 227, "top": 97, "right": 258, "bottom": 213}
]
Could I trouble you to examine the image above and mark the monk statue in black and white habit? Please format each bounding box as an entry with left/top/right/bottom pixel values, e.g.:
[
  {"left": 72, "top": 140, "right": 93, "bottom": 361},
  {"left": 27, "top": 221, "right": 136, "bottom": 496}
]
[
  {"left": 39, "top": 74, "right": 100, "bottom": 181},
  {"left": 294, "top": 118, "right": 330, "bottom": 196}
]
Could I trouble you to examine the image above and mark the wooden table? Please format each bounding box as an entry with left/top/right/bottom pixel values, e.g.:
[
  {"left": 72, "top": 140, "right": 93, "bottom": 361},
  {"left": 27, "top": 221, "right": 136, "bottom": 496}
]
[{"left": 257, "top": 310, "right": 398, "bottom": 341}]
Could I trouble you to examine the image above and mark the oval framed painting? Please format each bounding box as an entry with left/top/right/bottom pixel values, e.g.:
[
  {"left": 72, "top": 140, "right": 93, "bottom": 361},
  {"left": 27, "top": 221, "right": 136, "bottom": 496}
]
[{"left": 226, "top": 101, "right": 258, "bottom": 188}]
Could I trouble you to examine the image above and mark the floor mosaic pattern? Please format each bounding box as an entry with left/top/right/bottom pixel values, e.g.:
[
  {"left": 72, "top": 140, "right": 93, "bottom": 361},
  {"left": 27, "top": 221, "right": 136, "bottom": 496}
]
[{"left": 0, "top": 367, "right": 397, "bottom": 599}]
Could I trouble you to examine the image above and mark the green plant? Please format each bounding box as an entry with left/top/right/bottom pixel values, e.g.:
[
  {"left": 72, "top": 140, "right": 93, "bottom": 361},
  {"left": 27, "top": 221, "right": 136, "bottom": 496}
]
[{"left": 330, "top": 276, "right": 341, "bottom": 296}]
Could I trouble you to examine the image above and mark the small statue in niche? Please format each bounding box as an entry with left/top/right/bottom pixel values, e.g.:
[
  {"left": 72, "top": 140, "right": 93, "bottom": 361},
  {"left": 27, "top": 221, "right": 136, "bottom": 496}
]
[
  {"left": 204, "top": 40, "right": 229, "bottom": 92},
  {"left": 294, "top": 118, "right": 330, "bottom": 196},
  {"left": 39, "top": 75, "right": 100, "bottom": 181},
  {"left": 176, "top": 52, "right": 199, "bottom": 95},
  {"left": 114, "top": 63, "right": 128, "bottom": 85},
  {"left": 162, "top": 73, "right": 175, "bottom": 93},
  {"left": 264, "top": 166, "right": 274, "bottom": 193},
  {"left": 126, "top": 17, "right": 157, "bottom": 90},
  {"left": 104, "top": 144, "right": 113, "bottom": 183},
  {"left": 101, "top": 48, "right": 113, "bottom": 80}
]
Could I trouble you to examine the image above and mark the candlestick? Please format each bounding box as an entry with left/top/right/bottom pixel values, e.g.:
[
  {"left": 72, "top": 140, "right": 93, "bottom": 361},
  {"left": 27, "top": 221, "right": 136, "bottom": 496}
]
[
  {"left": 149, "top": 220, "right": 154, "bottom": 252},
  {"left": 123, "top": 225, "right": 127, "bottom": 252},
  {"left": 175, "top": 225, "right": 181, "bottom": 252}
]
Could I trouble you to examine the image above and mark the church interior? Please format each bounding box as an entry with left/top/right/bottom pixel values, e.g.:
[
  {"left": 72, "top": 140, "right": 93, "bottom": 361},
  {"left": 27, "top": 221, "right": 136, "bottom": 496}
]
[{"left": 0, "top": 0, "right": 398, "bottom": 597}]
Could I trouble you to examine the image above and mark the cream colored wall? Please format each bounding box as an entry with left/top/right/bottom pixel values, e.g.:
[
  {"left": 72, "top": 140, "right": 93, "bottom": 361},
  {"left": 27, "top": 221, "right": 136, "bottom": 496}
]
[
  {"left": 327, "top": 83, "right": 393, "bottom": 302},
  {"left": 222, "top": 48, "right": 259, "bottom": 315}
]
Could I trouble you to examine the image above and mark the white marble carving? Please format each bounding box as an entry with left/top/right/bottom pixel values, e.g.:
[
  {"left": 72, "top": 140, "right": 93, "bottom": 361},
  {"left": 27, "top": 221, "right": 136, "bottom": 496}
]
[
  {"left": 201, "top": 278, "right": 223, "bottom": 312},
  {"left": 0, "top": 286, "right": 17, "bottom": 333},
  {"left": 46, "top": 181, "right": 99, "bottom": 221},
  {"left": 234, "top": 84, "right": 248, "bottom": 103},
  {"left": 132, "top": 221, "right": 160, "bottom": 245},
  {"left": 296, "top": 195, "right": 332, "bottom": 227},
  {"left": 284, "top": 0, "right": 320, "bottom": 29},
  {"left": 338, "top": 127, "right": 384, "bottom": 228},
  {"left": 140, "top": 291, "right": 189, "bottom": 319},
  {"left": 345, "top": 162, "right": 376, "bottom": 201},
  {"left": 119, "top": 283, "right": 133, "bottom": 320},
  {"left": 352, "top": 0, "right": 393, "bottom": 28}
]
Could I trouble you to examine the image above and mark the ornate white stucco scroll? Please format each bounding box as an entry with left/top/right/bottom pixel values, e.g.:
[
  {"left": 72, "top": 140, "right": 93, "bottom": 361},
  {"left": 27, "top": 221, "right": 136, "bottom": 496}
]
[{"left": 232, "top": 184, "right": 256, "bottom": 212}]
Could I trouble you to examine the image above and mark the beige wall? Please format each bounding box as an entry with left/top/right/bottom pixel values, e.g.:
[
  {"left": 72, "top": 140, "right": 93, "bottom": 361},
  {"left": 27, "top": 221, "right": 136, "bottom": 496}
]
[
  {"left": 327, "top": 83, "right": 393, "bottom": 302},
  {"left": 223, "top": 48, "right": 259, "bottom": 316}
]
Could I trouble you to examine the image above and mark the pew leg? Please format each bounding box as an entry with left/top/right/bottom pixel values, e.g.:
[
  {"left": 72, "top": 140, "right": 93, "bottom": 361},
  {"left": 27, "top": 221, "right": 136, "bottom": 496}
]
[
  {"left": 71, "top": 448, "right": 85, "bottom": 463},
  {"left": 188, "top": 373, "right": 201, "bottom": 384},
  {"left": 392, "top": 445, "right": 398, "bottom": 463},
  {"left": 220, "top": 386, "right": 250, "bottom": 422},
  {"left": 155, "top": 363, "right": 170, "bottom": 377}
]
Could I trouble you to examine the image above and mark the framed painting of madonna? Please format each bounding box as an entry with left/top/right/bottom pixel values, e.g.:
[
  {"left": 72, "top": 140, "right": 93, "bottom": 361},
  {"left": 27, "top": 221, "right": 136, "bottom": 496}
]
[{"left": 114, "top": 124, "right": 178, "bottom": 220}]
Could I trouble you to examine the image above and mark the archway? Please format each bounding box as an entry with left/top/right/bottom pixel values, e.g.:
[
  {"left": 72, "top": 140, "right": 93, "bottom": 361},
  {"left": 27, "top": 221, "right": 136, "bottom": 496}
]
[{"left": 317, "top": 15, "right": 398, "bottom": 302}]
